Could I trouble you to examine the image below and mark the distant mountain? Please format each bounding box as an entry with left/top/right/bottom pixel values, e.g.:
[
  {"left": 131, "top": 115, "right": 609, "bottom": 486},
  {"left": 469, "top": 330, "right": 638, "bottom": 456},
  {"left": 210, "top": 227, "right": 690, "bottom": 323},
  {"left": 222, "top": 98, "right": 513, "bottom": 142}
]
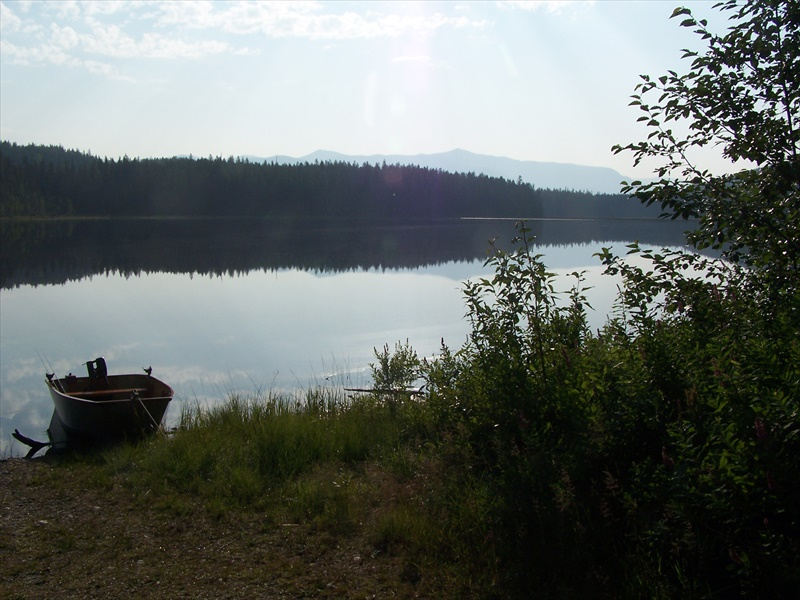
[{"left": 249, "top": 149, "right": 630, "bottom": 195}]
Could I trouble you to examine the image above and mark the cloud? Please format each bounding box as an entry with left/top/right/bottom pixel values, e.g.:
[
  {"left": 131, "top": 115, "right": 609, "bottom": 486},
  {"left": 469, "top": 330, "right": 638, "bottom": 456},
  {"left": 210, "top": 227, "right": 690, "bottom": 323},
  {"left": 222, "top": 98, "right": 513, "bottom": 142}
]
[
  {"left": 155, "top": 0, "right": 224, "bottom": 31},
  {"left": 1, "top": 0, "right": 233, "bottom": 75},
  {"left": 390, "top": 54, "right": 447, "bottom": 70},
  {"left": 77, "top": 21, "right": 230, "bottom": 59},
  {"left": 1, "top": 36, "right": 121, "bottom": 78},
  {"left": 155, "top": 1, "right": 486, "bottom": 40},
  {"left": 0, "top": 0, "right": 487, "bottom": 78},
  {"left": 0, "top": 1, "right": 43, "bottom": 35},
  {"left": 498, "top": 1, "right": 595, "bottom": 15},
  {"left": 0, "top": 3, "right": 23, "bottom": 33},
  {"left": 50, "top": 24, "right": 80, "bottom": 49}
]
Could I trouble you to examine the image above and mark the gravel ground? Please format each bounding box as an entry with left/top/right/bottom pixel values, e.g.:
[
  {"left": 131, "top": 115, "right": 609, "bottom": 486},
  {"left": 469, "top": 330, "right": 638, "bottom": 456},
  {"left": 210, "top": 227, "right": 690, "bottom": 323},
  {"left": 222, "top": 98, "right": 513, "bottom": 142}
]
[{"left": 0, "top": 458, "right": 428, "bottom": 599}]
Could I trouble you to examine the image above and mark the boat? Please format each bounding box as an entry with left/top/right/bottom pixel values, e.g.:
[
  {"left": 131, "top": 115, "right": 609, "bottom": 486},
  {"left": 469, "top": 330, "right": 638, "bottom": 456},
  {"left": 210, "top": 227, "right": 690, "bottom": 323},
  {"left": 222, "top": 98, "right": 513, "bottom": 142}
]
[{"left": 45, "top": 357, "right": 174, "bottom": 441}]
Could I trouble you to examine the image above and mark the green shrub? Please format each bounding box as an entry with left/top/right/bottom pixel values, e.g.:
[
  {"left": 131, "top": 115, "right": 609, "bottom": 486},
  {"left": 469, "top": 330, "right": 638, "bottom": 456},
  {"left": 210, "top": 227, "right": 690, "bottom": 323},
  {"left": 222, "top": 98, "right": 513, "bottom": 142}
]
[{"left": 371, "top": 216, "right": 799, "bottom": 597}]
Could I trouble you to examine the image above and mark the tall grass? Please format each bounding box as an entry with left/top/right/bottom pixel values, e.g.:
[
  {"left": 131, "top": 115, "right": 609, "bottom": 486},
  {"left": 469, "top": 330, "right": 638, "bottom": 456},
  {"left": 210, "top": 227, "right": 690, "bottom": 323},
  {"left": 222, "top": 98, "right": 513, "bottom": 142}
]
[
  {"left": 94, "top": 383, "right": 504, "bottom": 595},
  {"left": 102, "top": 387, "right": 415, "bottom": 516}
]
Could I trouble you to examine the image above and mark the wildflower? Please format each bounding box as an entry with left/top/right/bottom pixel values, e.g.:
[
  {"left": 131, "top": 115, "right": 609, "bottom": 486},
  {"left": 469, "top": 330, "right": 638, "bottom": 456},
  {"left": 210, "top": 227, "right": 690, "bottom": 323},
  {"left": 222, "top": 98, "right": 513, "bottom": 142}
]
[
  {"left": 712, "top": 359, "right": 722, "bottom": 378},
  {"left": 711, "top": 359, "right": 728, "bottom": 387},
  {"left": 766, "top": 471, "right": 777, "bottom": 492},
  {"left": 561, "top": 347, "right": 571, "bottom": 368},
  {"left": 661, "top": 446, "right": 675, "bottom": 469},
  {"left": 517, "top": 411, "right": 531, "bottom": 430},
  {"left": 754, "top": 417, "right": 768, "bottom": 441}
]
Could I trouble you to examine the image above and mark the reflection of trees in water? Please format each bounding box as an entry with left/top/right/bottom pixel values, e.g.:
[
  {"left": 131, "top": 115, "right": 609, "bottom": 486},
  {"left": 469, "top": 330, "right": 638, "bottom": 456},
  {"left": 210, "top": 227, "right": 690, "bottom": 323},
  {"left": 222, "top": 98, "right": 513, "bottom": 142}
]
[{"left": 0, "top": 218, "right": 696, "bottom": 289}]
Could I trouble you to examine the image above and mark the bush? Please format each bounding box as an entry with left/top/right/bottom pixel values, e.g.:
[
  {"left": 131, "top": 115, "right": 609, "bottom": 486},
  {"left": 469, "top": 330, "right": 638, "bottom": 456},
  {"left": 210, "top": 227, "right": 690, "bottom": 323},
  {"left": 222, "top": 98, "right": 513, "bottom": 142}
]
[{"left": 374, "top": 217, "right": 799, "bottom": 597}]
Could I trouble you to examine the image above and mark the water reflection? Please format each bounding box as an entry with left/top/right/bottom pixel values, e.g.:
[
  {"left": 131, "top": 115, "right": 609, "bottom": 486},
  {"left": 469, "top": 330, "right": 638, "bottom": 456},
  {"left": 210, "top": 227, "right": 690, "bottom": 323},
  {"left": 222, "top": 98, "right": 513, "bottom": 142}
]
[
  {"left": 0, "top": 217, "right": 694, "bottom": 289},
  {"left": 1, "top": 218, "right": 695, "bottom": 456}
]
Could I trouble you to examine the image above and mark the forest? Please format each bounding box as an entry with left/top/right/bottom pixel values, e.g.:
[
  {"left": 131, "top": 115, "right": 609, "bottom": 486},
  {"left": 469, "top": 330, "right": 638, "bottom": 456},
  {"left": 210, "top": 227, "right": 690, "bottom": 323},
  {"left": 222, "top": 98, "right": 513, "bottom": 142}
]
[{"left": 0, "top": 141, "right": 657, "bottom": 220}]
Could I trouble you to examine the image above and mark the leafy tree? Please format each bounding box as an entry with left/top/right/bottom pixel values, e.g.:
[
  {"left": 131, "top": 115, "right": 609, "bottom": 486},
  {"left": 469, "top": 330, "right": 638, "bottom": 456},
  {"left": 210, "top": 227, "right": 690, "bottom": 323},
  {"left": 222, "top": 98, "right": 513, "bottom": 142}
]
[
  {"left": 613, "top": 0, "right": 799, "bottom": 301},
  {"left": 368, "top": 2, "right": 800, "bottom": 596},
  {"left": 370, "top": 340, "right": 421, "bottom": 392},
  {"left": 606, "top": 4, "right": 799, "bottom": 592}
]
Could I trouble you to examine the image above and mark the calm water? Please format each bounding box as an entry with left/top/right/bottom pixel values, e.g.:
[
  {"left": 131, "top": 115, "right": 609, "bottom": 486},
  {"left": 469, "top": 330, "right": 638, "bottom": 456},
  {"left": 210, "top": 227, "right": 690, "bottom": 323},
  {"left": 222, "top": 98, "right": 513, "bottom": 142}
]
[{"left": 0, "top": 217, "right": 694, "bottom": 456}]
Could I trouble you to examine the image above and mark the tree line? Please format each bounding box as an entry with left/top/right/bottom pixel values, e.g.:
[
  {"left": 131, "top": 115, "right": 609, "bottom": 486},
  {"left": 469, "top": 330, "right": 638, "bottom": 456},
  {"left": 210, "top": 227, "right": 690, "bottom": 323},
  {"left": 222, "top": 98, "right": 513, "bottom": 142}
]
[
  {"left": 0, "top": 141, "right": 656, "bottom": 220},
  {"left": 0, "top": 142, "right": 537, "bottom": 219}
]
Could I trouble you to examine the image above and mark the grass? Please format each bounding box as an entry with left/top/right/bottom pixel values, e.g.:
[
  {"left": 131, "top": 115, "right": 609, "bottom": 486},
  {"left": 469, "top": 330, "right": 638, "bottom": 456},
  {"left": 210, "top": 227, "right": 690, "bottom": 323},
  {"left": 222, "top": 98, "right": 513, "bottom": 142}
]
[
  {"left": 99, "top": 389, "right": 411, "bottom": 517},
  {"left": 37, "top": 385, "right": 508, "bottom": 596},
  {"left": 107, "top": 388, "right": 410, "bottom": 510},
  {"left": 9, "top": 361, "right": 795, "bottom": 598},
  {"left": 2, "top": 386, "right": 468, "bottom": 595},
  {"left": 0, "top": 386, "right": 625, "bottom": 596}
]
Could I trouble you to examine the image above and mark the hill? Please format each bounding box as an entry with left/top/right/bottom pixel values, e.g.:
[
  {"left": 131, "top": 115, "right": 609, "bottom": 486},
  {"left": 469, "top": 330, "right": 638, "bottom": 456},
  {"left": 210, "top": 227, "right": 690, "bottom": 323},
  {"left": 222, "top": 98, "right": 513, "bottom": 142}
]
[{"left": 261, "top": 149, "right": 629, "bottom": 195}]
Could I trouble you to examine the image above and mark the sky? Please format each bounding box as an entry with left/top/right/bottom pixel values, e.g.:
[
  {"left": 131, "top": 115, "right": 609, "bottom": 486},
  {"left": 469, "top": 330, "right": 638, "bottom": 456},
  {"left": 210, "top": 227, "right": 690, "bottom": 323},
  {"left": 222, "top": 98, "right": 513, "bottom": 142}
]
[{"left": 1, "top": 0, "right": 731, "bottom": 179}]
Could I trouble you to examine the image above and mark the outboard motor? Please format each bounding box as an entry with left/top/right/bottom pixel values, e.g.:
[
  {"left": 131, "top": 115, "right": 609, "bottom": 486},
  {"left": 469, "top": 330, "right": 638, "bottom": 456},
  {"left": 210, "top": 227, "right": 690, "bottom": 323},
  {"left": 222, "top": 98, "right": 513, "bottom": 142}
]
[{"left": 86, "top": 357, "right": 108, "bottom": 379}]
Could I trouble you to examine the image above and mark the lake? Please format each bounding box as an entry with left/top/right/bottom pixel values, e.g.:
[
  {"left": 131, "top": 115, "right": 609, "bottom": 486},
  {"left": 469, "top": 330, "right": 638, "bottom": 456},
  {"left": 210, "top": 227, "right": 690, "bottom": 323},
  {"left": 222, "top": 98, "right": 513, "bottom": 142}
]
[{"left": 0, "top": 217, "right": 695, "bottom": 456}]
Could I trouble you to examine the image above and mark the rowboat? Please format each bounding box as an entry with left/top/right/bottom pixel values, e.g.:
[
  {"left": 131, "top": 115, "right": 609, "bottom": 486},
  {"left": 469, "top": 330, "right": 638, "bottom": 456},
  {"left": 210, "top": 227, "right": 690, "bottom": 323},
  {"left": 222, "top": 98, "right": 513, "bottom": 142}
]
[{"left": 45, "top": 357, "right": 174, "bottom": 441}]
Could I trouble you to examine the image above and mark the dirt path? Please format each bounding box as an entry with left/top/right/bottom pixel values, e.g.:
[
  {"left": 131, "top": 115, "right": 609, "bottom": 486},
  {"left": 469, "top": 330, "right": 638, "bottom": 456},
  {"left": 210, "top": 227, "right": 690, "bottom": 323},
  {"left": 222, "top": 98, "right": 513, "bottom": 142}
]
[{"left": 0, "top": 458, "right": 423, "bottom": 599}]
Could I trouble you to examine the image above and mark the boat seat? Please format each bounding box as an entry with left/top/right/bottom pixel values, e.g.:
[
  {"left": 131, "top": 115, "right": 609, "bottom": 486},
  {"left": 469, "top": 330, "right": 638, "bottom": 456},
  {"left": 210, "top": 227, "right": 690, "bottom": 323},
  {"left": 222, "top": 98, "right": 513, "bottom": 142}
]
[{"left": 65, "top": 388, "right": 148, "bottom": 397}]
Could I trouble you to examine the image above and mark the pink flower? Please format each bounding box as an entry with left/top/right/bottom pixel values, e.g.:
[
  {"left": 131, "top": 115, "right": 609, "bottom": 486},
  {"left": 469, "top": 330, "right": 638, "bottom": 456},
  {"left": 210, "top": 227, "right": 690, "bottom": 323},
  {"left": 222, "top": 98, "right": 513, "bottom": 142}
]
[
  {"left": 766, "top": 471, "right": 777, "bottom": 492},
  {"left": 661, "top": 447, "right": 675, "bottom": 469},
  {"left": 754, "top": 417, "right": 768, "bottom": 441}
]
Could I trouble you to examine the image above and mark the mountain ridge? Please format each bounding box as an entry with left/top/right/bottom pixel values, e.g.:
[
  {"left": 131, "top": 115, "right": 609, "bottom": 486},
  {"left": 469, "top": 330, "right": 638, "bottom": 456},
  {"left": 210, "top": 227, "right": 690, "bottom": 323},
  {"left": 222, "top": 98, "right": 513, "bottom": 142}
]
[{"left": 248, "top": 149, "right": 629, "bottom": 195}]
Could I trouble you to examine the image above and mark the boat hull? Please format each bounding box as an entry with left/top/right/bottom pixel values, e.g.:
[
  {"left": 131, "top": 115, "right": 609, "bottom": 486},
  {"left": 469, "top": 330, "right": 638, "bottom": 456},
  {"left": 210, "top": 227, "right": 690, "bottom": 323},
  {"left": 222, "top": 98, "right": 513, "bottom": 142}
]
[{"left": 48, "top": 373, "right": 173, "bottom": 441}]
